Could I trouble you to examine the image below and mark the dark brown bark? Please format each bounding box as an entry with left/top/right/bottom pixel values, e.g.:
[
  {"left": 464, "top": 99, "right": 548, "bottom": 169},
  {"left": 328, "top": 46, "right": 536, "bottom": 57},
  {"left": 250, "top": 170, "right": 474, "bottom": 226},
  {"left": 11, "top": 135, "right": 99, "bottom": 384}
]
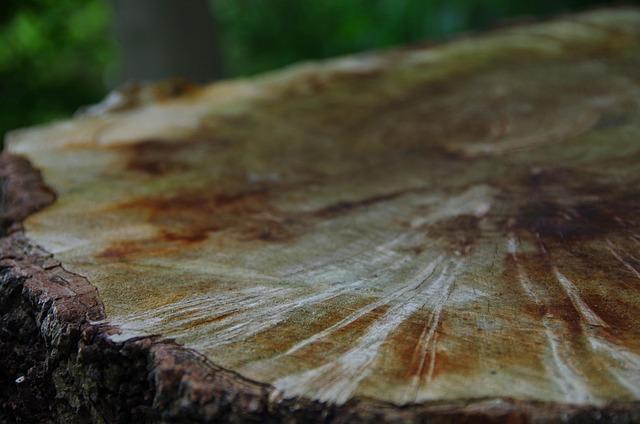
[
  {"left": 3, "top": 7, "right": 640, "bottom": 423},
  {"left": 1, "top": 154, "right": 639, "bottom": 423}
]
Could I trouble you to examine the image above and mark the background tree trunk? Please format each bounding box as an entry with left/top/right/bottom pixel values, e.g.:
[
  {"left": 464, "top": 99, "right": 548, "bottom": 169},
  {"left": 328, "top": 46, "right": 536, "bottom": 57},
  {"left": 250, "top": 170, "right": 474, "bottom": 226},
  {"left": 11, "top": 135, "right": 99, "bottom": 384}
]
[{"left": 110, "top": 0, "right": 222, "bottom": 85}]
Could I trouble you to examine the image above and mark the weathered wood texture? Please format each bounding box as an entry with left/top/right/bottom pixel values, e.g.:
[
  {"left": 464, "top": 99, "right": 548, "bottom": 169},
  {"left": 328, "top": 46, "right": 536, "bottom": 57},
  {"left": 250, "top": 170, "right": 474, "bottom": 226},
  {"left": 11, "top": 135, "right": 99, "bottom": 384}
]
[{"left": 4, "top": 8, "right": 640, "bottom": 421}]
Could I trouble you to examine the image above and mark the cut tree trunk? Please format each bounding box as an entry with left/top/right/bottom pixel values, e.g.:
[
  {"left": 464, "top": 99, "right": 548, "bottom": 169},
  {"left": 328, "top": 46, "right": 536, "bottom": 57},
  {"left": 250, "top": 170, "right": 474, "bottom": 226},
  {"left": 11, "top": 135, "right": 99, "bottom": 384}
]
[{"left": 3, "top": 8, "right": 640, "bottom": 423}]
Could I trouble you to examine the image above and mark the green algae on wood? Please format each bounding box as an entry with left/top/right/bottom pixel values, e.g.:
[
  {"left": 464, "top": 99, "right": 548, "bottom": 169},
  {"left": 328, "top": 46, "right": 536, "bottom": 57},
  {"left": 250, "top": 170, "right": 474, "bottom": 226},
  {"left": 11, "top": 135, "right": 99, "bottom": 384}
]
[{"left": 7, "top": 8, "right": 640, "bottom": 408}]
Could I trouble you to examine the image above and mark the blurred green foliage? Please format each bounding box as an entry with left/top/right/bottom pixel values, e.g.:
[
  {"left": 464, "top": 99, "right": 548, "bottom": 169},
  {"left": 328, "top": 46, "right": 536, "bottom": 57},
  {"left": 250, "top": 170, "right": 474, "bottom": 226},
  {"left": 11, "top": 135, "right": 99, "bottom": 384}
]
[
  {"left": 0, "top": 0, "right": 629, "bottom": 140},
  {"left": 0, "top": 0, "right": 113, "bottom": 140},
  {"left": 212, "top": 0, "right": 620, "bottom": 76}
]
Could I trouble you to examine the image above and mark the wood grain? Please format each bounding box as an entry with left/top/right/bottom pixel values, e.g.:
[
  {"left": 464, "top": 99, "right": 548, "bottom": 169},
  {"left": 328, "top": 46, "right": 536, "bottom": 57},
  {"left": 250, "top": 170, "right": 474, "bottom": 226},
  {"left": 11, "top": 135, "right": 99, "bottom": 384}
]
[{"left": 7, "top": 8, "right": 640, "bottom": 411}]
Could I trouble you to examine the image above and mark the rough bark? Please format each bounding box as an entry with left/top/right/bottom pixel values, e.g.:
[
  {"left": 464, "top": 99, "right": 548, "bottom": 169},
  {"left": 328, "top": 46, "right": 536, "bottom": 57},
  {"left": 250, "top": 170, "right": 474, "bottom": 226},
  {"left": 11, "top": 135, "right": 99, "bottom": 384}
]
[
  {"left": 3, "top": 8, "right": 640, "bottom": 423},
  {"left": 1, "top": 180, "right": 638, "bottom": 423}
]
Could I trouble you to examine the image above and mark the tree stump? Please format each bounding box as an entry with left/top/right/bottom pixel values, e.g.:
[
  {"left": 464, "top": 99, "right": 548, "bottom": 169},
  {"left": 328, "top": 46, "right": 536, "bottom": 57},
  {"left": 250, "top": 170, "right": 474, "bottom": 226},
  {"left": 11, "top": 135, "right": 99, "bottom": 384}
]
[{"left": 2, "top": 8, "right": 640, "bottom": 423}]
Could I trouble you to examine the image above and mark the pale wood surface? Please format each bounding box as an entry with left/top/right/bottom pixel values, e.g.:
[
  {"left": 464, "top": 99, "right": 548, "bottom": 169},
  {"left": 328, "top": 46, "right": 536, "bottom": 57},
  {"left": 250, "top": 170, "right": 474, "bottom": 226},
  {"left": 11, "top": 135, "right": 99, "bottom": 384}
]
[{"left": 8, "top": 9, "right": 640, "bottom": 407}]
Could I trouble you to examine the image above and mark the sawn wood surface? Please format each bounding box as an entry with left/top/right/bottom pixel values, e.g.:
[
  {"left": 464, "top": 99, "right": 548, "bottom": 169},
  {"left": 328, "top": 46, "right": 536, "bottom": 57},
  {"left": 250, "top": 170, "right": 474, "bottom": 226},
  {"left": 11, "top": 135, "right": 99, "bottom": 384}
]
[{"left": 7, "top": 8, "right": 640, "bottom": 409}]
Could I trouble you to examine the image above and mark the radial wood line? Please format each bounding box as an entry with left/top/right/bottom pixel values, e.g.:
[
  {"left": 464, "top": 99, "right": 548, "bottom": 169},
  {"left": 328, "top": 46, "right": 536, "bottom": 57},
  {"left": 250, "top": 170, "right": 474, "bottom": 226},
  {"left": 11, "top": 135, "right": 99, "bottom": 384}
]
[{"left": 6, "top": 8, "right": 640, "bottom": 414}]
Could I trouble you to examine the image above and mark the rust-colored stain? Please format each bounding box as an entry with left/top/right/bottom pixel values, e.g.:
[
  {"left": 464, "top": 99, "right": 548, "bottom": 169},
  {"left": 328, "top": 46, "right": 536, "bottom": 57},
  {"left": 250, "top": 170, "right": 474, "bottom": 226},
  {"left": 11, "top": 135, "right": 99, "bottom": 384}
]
[
  {"left": 97, "top": 186, "right": 296, "bottom": 260},
  {"left": 9, "top": 9, "right": 640, "bottom": 407},
  {"left": 124, "top": 139, "right": 194, "bottom": 176},
  {"left": 424, "top": 214, "right": 482, "bottom": 255},
  {"left": 96, "top": 176, "right": 434, "bottom": 260}
]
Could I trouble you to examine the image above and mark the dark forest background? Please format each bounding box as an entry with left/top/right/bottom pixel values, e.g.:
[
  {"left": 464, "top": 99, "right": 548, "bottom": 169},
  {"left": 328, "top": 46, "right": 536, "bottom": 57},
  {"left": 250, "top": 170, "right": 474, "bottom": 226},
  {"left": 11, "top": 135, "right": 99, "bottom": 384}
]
[{"left": 0, "top": 0, "right": 634, "bottom": 139}]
